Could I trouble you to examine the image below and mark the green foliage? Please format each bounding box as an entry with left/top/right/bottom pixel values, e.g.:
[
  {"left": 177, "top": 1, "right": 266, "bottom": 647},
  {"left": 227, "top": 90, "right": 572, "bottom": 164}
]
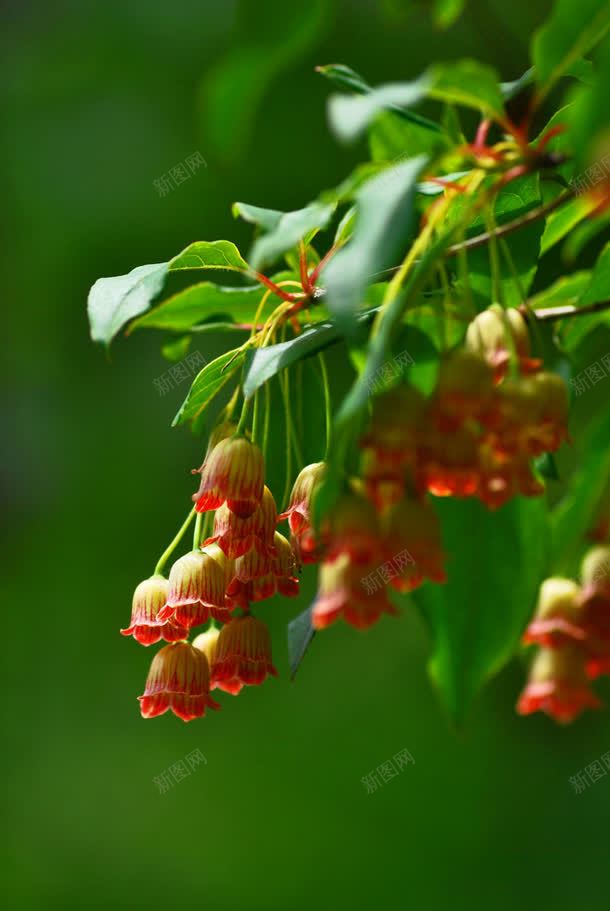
[
  {"left": 327, "top": 75, "right": 432, "bottom": 142},
  {"left": 200, "top": 0, "right": 332, "bottom": 164},
  {"left": 88, "top": 0, "right": 610, "bottom": 726},
  {"left": 323, "top": 156, "right": 427, "bottom": 328},
  {"left": 413, "top": 497, "right": 548, "bottom": 724},
  {"left": 173, "top": 349, "right": 245, "bottom": 426},
  {"left": 244, "top": 320, "right": 350, "bottom": 398},
  {"left": 552, "top": 410, "right": 610, "bottom": 575},
  {"left": 88, "top": 262, "right": 167, "bottom": 347},
  {"left": 318, "top": 63, "right": 442, "bottom": 134},
  {"left": 428, "top": 59, "right": 506, "bottom": 119},
  {"left": 531, "top": 0, "right": 610, "bottom": 102},
  {"left": 249, "top": 202, "right": 336, "bottom": 271},
  {"left": 433, "top": 0, "right": 465, "bottom": 30},
  {"left": 130, "top": 273, "right": 296, "bottom": 333},
  {"left": 287, "top": 606, "right": 316, "bottom": 679},
  {"left": 169, "top": 240, "right": 249, "bottom": 273}
]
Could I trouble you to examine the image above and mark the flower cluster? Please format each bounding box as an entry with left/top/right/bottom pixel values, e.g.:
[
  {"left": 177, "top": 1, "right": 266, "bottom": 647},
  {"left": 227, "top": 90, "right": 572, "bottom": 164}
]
[
  {"left": 517, "top": 545, "right": 610, "bottom": 724},
  {"left": 362, "top": 305, "right": 568, "bottom": 513},
  {"left": 122, "top": 432, "right": 297, "bottom": 722},
  {"left": 120, "top": 306, "right": 571, "bottom": 720}
]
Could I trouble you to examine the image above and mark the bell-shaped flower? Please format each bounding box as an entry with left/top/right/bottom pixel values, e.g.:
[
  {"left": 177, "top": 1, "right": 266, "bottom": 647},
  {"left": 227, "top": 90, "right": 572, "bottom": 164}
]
[
  {"left": 193, "top": 435, "right": 265, "bottom": 518},
  {"left": 211, "top": 616, "right": 278, "bottom": 694},
  {"left": 138, "top": 642, "right": 220, "bottom": 722},
  {"left": 312, "top": 553, "right": 397, "bottom": 630},
  {"left": 522, "top": 578, "right": 586, "bottom": 649},
  {"left": 121, "top": 576, "right": 188, "bottom": 646},
  {"left": 516, "top": 645, "right": 601, "bottom": 724}
]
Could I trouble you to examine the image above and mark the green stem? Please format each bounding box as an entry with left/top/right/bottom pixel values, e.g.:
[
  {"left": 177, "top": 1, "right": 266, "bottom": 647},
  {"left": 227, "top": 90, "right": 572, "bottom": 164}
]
[
  {"left": 188, "top": 322, "right": 254, "bottom": 334},
  {"left": 280, "top": 370, "right": 293, "bottom": 509},
  {"left": 202, "top": 511, "right": 213, "bottom": 542},
  {"left": 262, "top": 380, "right": 271, "bottom": 461},
  {"left": 235, "top": 395, "right": 251, "bottom": 435},
  {"left": 192, "top": 511, "right": 203, "bottom": 550},
  {"left": 456, "top": 227, "right": 475, "bottom": 319},
  {"left": 296, "top": 361, "right": 304, "bottom": 443},
  {"left": 485, "top": 209, "right": 503, "bottom": 306},
  {"left": 499, "top": 236, "right": 526, "bottom": 303},
  {"left": 436, "top": 264, "right": 450, "bottom": 353},
  {"left": 251, "top": 388, "right": 260, "bottom": 446},
  {"left": 318, "top": 352, "right": 332, "bottom": 460},
  {"left": 285, "top": 367, "right": 304, "bottom": 466},
  {"left": 154, "top": 506, "right": 196, "bottom": 575}
]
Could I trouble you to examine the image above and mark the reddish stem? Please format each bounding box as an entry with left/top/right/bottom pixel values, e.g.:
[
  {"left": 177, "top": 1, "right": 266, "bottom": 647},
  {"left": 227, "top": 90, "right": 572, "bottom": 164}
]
[
  {"left": 310, "top": 244, "right": 340, "bottom": 286},
  {"left": 253, "top": 271, "right": 300, "bottom": 303},
  {"left": 462, "top": 143, "right": 505, "bottom": 163},
  {"left": 535, "top": 124, "right": 566, "bottom": 153},
  {"left": 474, "top": 119, "right": 491, "bottom": 151},
  {"left": 298, "top": 243, "right": 313, "bottom": 294},
  {"left": 496, "top": 163, "right": 529, "bottom": 189}
]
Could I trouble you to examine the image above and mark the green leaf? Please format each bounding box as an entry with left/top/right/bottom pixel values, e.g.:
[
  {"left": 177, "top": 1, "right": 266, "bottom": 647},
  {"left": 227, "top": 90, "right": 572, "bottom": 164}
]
[
  {"left": 250, "top": 202, "right": 336, "bottom": 271},
  {"left": 87, "top": 262, "right": 168, "bottom": 347},
  {"left": 334, "top": 228, "right": 458, "bottom": 436},
  {"left": 287, "top": 606, "right": 316, "bottom": 679},
  {"left": 581, "top": 240, "right": 610, "bottom": 305},
  {"left": 564, "top": 208, "right": 610, "bottom": 261},
  {"left": 322, "top": 156, "right": 427, "bottom": 329},
  {"left": 540, "top": 195, "right": 599, "bottom": 255},
  {"left": 552, "top": 409, "right": 610, "bottom": 575},
  {"left": 169, "top": 240, "right": 249, "bottom": 273},
  {"left": 566, "top": 57, "right": 596, "bottom": 85},
  {"left": 369, "top": 111, "right": 450, "bottom": 161},
  {"left": 413, "top": 496, "right": 548, "bottom": 725},
  {"left": 327, "top": 75, "right": 431, "bottom": 142},
  {"left": 325, "top": 60, "right": 505, "bottom": 142},
  {"left": 232, "top": 202, "right": 284, "bottom": 231},
  {"left": 560, "top": 312, "right": 610, "bottom": 353},
  {"left": 161, "top": 335, "right": 191, "bottom": 362},
  {"left": 321, "top": 162, "right": 386, "bottom": 205},
  {"left": 428, "top": 59, "right": 506, "bottom": 120},
  {"left": 433, "top": 0, "right": 465, "bottom": 29},
  {"left": 200, "top": 0, "right": 330, "bottom": 164},
  {"left": 333, "top": 206, "right": 356, "bottom": 245},
  {"left": 315, "top": 62, "right": 368, "bottom": 92},
  {"left": 529, "top": 271, "right": 591, "bottom": 309},
  {"left": 243, "top": 312, "right": 376, "bottom": 398},
  {"left": 559, "top": 243, "right": 610, "bottom": 349},
  {"left": 501, "top": 67, "right": 535, "bottom": 101},
  {"left": 531, "top": 0, "right": 610, "bottom": 101},
  {"left": 567, "top": 39, "right": 610, "bottom": 172},
  {"left": 317, "top": 63, "right": 442, "bottom": 134},
  {"left": 129, "top": 275, "right": 296, "bottom": 333},
  {"left": 173, "top": 349, "right": 246, "bottom": 426}
]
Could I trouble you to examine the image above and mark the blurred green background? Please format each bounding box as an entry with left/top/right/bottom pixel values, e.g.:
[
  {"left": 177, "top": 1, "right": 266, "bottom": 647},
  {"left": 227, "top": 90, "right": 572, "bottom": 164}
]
[{"left": 3, "top": 1, "right": 610, "bottom": 908}]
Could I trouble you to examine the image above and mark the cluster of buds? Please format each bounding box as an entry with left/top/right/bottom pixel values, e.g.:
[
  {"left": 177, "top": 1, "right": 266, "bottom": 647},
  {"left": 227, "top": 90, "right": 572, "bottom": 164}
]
[
  {"left": 362, "top": 305, "right": 569, "bottom": 512},
  {"left": 122, "top": 431, "right": 298, "bottom": 722},
  {"left": 517, "top": 545, "right": 610, "bottom": 723}
]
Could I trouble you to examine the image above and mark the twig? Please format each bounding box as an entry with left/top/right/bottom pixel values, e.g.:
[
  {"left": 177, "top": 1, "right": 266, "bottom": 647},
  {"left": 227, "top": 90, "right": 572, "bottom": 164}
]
[
  {"left": 445, "top": 191, "right": 574, "bottom": 257},
  {"left": 527, "top": 298, "right": 610, "bottom": 323}
]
